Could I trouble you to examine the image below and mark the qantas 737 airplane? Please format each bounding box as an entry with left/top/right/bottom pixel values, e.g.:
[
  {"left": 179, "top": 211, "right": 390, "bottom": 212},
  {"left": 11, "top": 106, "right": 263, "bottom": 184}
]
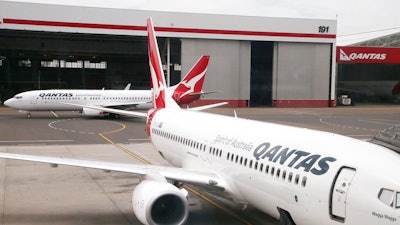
[
  {"left": 1, "top": 18, "right": 400, "bottom": 225},
  {"left": 4, "top": 55, "right": 210, "bottom": 117}
]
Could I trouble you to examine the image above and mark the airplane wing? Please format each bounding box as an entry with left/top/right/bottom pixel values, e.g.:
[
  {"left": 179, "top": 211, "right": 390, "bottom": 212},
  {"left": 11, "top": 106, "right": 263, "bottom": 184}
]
[
  {"left": 0, "top": 152, "right": 227, "bottom": 190},
  {"left": 61, "top": 102, "right": 227, "bottom": 116},
  {"left": 60, "top": 102, "right": 148, "bottom": 118},
  {"left": 101, "top": 101, "right": 228, "bottom": 112},
  {"left": 102, "top": 101, "right": 149, "bottom": 108}
]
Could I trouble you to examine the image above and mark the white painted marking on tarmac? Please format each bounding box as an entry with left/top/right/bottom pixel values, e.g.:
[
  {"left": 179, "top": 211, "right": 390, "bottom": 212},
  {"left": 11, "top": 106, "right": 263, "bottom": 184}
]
[
  {"left": 319, "top": 116, "right": 377, "bottom": 132},
  {"left": 358, "top": 119, "right": 398, "bottom": 126},
  {"left": 287, "top": 111, "right": 333, "bottom": 116},
  {"left": 48, "top": 118, "right": 96, "bottom": 135},
  {"left": 0, "top": 140, "right": 75, "bottom": 143},
  {"left": 128, "top": 139, "right": 150, "bottom": 142}
]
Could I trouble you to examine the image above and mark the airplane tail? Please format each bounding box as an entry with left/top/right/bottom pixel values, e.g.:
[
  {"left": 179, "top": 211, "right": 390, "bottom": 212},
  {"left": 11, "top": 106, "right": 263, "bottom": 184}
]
[
  {"left": 147, "top": 18, "right": 179, "bottom": 110},
  {"left": 170, "top": 55, "right": 210, "bottom": 104}
]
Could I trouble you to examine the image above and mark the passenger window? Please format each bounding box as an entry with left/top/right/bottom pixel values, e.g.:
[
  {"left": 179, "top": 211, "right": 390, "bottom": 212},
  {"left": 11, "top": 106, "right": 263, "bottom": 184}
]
[
  {"left": 288, "top": 172, "right": 293, "bottom": 182},
  {"left": 378, "top": 189, "right": 394, "bottom": 207},
  {"left": 301, "top": 177, "right": 307, "bottom": 187},
  {"left": 295, "top": 174, "right": 300, "bottom": 185}
]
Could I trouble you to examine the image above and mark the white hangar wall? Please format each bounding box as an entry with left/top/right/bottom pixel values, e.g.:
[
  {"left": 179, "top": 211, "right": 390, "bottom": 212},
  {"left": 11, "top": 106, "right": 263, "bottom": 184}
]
[
  {"left": 181, "top": 39, "right": 251, "bottom": 101},
  {"left": 0, "top": 1, "right": 337, "bottom": 107},
  {"left": 0, "top": 1, "right": 336, "bottom": 42}
]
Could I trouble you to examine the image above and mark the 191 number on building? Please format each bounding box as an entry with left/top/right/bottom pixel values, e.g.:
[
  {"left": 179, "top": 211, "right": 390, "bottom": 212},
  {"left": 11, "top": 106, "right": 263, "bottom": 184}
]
[{"left": 318, "top": 26, "right": 329, "bottom": 33}]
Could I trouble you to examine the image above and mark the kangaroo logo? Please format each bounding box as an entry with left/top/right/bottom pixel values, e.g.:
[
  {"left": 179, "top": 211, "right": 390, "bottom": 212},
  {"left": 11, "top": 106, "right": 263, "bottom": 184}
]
[
  {"left": 178, "top": 70, "right": 206, "bottom": 98},
  {"left": 339, "top": 48, "right": 351, "bottom": 61}
]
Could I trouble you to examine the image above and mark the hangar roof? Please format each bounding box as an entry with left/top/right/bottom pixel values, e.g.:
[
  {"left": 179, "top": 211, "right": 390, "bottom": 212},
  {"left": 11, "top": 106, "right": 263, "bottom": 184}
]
[{"left": 337, "top": 28, "right": 400, "bottom": 47}]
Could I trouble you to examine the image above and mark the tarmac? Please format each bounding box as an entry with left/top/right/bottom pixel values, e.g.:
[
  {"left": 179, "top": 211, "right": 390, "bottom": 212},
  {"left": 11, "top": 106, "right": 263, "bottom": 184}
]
[{"left": 1, "top": 105, "right": 400, "bottom": 225}]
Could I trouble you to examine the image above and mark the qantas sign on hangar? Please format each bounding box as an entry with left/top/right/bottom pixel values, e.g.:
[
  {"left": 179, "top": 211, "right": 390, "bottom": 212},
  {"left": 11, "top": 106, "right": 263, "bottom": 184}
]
[
  {"left": 337, "top": 46, "right": 400, "bottom": 103},
  {"left": 0, "top": 1, "right": 337, "bottom": 107},
  {"left": 338, "top": 46, "right": 400, "bottom": 64}
]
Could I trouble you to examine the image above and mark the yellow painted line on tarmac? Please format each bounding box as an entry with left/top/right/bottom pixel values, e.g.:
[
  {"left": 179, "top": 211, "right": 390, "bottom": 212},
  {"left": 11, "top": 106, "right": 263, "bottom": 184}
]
[
  {"left": 98, "top": 120, "right": 253, "bottom": 225},
  {"left": 183, "top": 184, "right": 253, "bottom": 225},
  {"left": 98, "top": 120, "right": 127, "bottom": 135},
  {"left": 99, "top": 133, "right": 150, "bottom": 165},
  {"left": 98, "top": 120, "right": 150, "bottom": 165}
]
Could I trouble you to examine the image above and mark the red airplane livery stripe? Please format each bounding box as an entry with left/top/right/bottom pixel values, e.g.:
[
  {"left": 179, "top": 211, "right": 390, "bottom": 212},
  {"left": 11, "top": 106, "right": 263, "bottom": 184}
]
[{"left": 3, "top": 18, "right": 336, "bottom": 39}]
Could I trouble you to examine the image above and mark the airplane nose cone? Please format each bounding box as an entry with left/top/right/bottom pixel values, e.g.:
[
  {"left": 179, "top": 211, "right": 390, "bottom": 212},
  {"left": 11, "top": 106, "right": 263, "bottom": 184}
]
[{"left": 4, "top": 98, "right": 13, "bottom": 107}]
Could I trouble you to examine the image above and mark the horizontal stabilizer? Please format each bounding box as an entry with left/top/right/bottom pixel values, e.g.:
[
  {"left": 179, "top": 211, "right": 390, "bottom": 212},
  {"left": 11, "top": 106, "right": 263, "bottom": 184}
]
[
  {"left": 189, "top": 90, "right": 220, "bottom": 97},
  {"left": 188, "top": 102, "right": 228, "bottom": 111}
]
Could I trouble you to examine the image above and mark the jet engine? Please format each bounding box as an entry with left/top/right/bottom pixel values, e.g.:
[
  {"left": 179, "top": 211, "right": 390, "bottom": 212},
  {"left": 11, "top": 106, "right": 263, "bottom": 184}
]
[
  {"left": 82, "top": 107, "right": 108, "bottom": 117},
  {"left": 132, "top": 180, "right": 189, "bottom": 225}
]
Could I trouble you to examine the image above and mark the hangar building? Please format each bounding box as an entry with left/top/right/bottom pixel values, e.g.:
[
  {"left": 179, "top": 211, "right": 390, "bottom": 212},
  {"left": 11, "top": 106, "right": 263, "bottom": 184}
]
[
  {"left": 0, "top": 1, "right": 337, "bottom": 107},
  {"left": 337, "top": 30, "right": 400, "bottom": 104}
]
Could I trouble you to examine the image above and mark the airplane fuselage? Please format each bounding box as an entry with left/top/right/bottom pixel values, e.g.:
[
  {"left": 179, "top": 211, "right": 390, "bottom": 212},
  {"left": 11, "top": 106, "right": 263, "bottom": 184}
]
[
  {"left": 149, "top": 108, "right": 400, "bottom": 225},
  {"left": 2, "top": 18, "right": 399, "bottom": 225},
  {"left": 5, "top": 89, "right": 152, "bottom": 112}
]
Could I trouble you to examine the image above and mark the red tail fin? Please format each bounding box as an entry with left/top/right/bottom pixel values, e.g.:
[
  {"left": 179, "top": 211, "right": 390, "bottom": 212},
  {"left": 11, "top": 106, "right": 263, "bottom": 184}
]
[
  {"left": 147, "top": 18, "right": 179, "bottom": 110},
  {"left": 147, "top": 18, "right": 166, "bottom": 109},
  {"left": 172, "top": 55, "right": 210, "bottom": 104}
]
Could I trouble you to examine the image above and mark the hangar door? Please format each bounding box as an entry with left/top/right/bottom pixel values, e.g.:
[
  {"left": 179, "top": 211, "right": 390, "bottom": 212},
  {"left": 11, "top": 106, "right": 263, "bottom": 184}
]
[
  {"left": 272, "top": 42, "right": 332, "bottom": 107},
  {"left": 181, "top": 39, "right": 251, "bottom": 103},
  {"left": 250, "top": 41, "right": 274, "bottom": 106}
]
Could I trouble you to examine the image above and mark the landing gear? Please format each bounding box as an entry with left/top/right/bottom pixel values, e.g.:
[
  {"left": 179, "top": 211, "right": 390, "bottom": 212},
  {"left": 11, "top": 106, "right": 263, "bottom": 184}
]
[{"left": 18, "top": 110, "right": 31, "bottom": 118}]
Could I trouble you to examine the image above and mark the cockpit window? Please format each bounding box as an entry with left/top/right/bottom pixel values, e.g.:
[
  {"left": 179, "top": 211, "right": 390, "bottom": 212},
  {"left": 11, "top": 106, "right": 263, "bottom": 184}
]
[
  {"left": 396, "top": 192, "right": 400, "bottom": 208},
  {"left": 15, "top": 96, "right": 22, "bottom": 99},
  {"left": 378, "top": 188, "right": 394, "bottom": 207}
]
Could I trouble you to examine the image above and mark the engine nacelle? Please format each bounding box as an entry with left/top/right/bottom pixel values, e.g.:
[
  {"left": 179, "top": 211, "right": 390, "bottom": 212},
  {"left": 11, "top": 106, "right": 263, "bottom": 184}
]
[
  {"left": 82, "top": 107, "right": 108, "bottom": 117},
  {"left": 132, "top": 180, "right": 189, "bottom": 225}
]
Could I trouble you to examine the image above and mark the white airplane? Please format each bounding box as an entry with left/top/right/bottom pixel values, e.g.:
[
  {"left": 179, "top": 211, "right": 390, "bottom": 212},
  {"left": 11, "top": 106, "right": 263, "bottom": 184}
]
[
  {"left": 4, "top": 55, "right": 211, "bottom": 117},
  {"left": 1, "top": 18, "right": 400, "bottom": 225}
]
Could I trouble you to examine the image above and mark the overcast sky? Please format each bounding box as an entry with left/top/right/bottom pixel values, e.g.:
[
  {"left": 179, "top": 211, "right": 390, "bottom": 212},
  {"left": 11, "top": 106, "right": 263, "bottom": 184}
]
[{"left": 4, "top": 0, "right": 400, "bottom": 38}]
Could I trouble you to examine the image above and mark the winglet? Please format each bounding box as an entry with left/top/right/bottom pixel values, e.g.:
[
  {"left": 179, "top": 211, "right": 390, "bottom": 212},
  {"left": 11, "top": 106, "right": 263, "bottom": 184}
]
[
  {"left": 147, "top": 18, "right": 179, "bottom": 110},
  {"left": 171, "top": 55, "right": 210, "bottom": 104},
  {"left": 124, "top": 83, "right": 131, "bottom": 90}
]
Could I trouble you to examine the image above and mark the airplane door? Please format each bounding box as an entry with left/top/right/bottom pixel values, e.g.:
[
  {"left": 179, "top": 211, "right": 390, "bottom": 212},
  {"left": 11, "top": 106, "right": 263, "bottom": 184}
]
[
  {"left": 202, "top": 141, "right": 211, "bottom": 163},
  {"left": 330, "top": 167, "right": 356, "bottom": 221}
]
